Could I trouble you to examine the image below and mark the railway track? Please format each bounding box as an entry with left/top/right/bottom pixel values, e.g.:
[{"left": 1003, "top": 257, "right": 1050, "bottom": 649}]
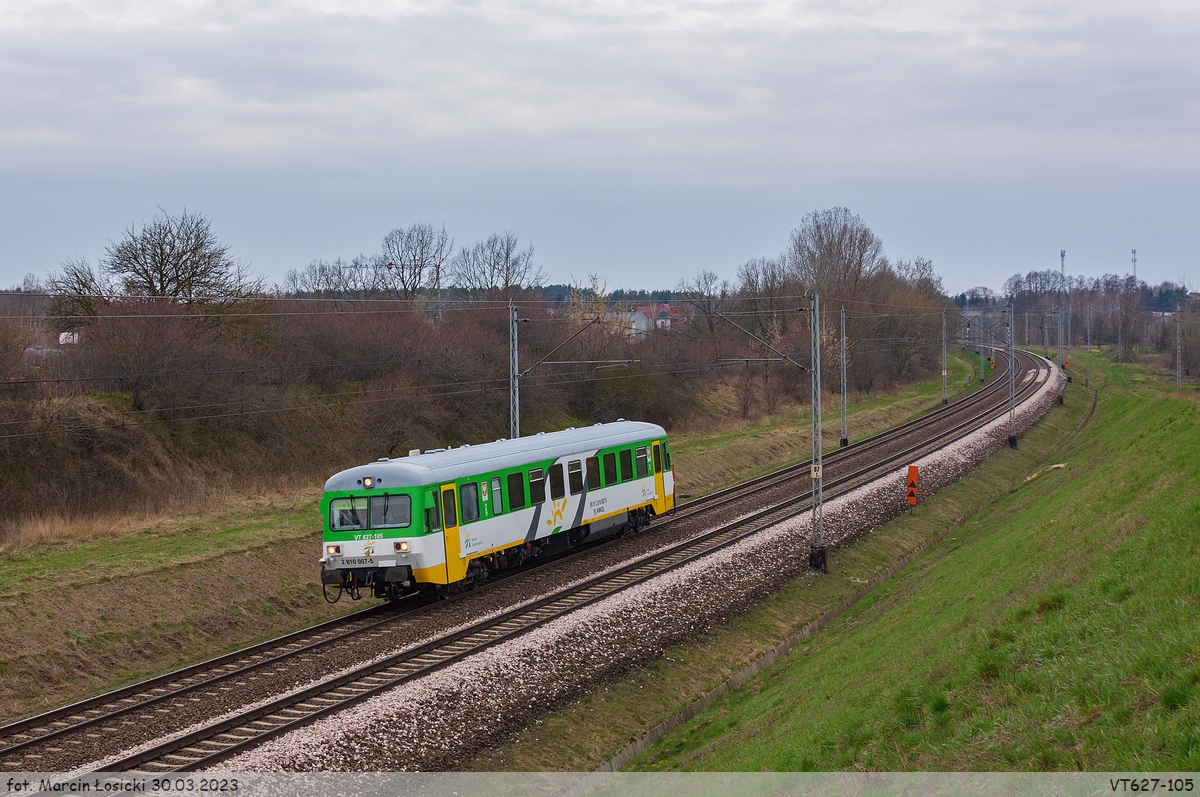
[
  {"left": 0, "top": 349, "right": 1048, "bottom": 772},
  {"left": 670, "top": 348, "right": 1030, "bottom": 518},
  {"left": 96, "top": 350, "right": 1050, "bottom": 772}
]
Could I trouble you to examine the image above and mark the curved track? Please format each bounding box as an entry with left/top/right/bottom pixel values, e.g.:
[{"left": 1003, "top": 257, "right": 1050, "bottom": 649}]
[
  {"left": 99, "top": 350, "right": 1050, "bottom": 772},
  {"left": 0, "top": 349, "right": 1049, "bottom": 773}
]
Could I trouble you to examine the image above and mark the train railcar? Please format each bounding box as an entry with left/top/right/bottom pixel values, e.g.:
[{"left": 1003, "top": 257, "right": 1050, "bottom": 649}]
[{"left": 319, "top": 421, "right": 675, "bottom": 600}]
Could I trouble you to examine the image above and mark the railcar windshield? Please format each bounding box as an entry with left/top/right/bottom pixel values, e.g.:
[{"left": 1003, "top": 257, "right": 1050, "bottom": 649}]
[
  {"left": 370, "top": 494, "right": 412, "bottom": 528},
  {"left": 330, "top": 497, "right": 368, "bottom": 530}
]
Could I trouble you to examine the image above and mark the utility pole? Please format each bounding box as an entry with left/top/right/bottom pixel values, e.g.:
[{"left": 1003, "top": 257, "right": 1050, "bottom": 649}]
[
  {"left": 1043, "top": 312, "right": 1050, "bottom": 358},
  {"left": 979, "top": 314, "right": 986, "bottom": 383},
  {"left": 1025, "top": 311, "right": 1029, "bottom": 349},
  {"left": 509, "top": 303, "right": 520, "bottom": 439},
  {"left": 810, "top": 294, "right": 826, "bottom": 573},
  {"left": 1007, "top": 303, "right": 1017, "bottom": 448},
  {"left": 1179, "top": 301, "right": 1184, "bottom": 391},
  {"left": 941, "top": 309, "right": 948, "bottom": 404},
  {"left": 706, "top": 303, "right": 824, "bottom": 571},
  {"left": 1067, "top": 308, "right": 1072, "bottom": 365},
  {"left": 840, "top": 306, "right": 848, "bottom": 446},
  {"left": 1132, "top": 249, "right": 1137, "bottom": 281},
  {"left": 1118, "top": 300, "right": 1123, "bottom": 356},
  {"left": 1087, "top": 303, "right": 1092, "bottom": 351},
  {"left": 1061, "top": 249, "right": 1070, "bottom": 369},
  {"left": 1057, "top": 306, "right": 1064, "bottom": 369}
]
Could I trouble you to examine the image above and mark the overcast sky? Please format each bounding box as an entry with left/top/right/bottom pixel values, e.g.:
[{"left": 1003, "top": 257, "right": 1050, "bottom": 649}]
[{"left": 2, "top": 0, "right": 1197, "bottom": 295}]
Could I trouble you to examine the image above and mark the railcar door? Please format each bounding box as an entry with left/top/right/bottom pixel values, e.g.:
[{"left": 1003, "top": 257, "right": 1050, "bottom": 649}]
[
  {"left": 440, "top": 484, "right": 468, "bottom": 584},
  {"left": 651, "top": 442, "right": 666, "bottom": 514}
]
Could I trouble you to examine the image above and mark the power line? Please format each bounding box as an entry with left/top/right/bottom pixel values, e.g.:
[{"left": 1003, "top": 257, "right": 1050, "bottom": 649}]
[{"left": 0, "top": 361, "right": 742, "bottom": 442}]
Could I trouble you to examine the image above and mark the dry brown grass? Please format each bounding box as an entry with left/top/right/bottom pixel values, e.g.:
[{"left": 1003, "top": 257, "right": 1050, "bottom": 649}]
[
  {"left": 0, "top": 478, "right": 323, "bottom": 552},
  {"left": 1, "top": 514, "right": 127, "bottom": 548}
]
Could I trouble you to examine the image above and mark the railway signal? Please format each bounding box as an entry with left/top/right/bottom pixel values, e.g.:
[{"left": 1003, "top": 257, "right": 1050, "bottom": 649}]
[{"left": 906, "top": 465, "right": 918, "bottom": 505}]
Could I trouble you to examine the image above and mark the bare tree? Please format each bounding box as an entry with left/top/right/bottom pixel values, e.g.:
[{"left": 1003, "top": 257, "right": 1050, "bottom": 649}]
[
  {"left": 46, "top": 258, "right": 113, "bottom": 331},
  {"left": 74, "top": 302, "right": 197, "bottom": 411},
  {"left": 449, "top": 231, "right": 542, "bottom": 303},
  {"left": 378, "top": 224, "right": 453, "bottom": 298},
  {"left": 284, "top": 258, "right": 369, "bottom": 299},
  {"left": 48, "top": 209, "right": 260, "bottom": 330},
  {"left": 678, "top": 270, "right": 728, "bottom": 333},
  {"left": 737, "top": 255, "right": 796, "bottom": 335},
  {"left": 894, "top": 257, "right": 944, "bottom": 298},
  {"left": 785, "top": 207, "right": 885, "bottom": 297},
  {"left": 104, "top": 208, "right": 258, "bottom": 301},
  {"left": 0, "top": 319, "right": 28, "bottom": 380}
]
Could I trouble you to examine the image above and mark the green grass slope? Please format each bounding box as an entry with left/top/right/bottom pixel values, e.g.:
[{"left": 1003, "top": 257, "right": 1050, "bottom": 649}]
[{"left": 634, "top": 353, "right": 1200, "bottom": 771}]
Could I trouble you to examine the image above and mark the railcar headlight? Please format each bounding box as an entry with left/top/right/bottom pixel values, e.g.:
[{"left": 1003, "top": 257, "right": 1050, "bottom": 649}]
[
  {"left": 326, "top": 544, "right": 342, "bottom": 555},
  {"left": 395, "top": 541, "right": 409, "bottom": 552},
  {"left": 363, "top": 477, "right": 373, "bottom": 488}
]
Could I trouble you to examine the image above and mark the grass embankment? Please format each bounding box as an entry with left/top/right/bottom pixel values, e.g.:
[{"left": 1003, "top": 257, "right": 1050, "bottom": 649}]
[
  {"left": 628, "top": 352, "right": 1199, "bottom": 771},
  {"left": 467, "top": 352, "right": 1197, "bottom": 772},
  {"left": 463, "top": 353, "right": 1062, "bottom": 771},
  {"left": 0, "top": 355, "right": 976, "bottom": 725}
]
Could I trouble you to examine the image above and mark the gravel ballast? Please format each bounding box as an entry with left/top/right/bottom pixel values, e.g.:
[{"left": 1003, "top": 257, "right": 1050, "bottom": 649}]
[{"left": 214, "top": 363, "right": 1063, "bottom": 771}]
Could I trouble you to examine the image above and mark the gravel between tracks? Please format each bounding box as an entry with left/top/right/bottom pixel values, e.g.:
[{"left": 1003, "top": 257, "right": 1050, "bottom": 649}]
[
  {"left": 15, "top": 356, "right": 1031, "bottom": 772},
  {"left": 217, "top": 364, "right": 1062, "bottom": 771}
]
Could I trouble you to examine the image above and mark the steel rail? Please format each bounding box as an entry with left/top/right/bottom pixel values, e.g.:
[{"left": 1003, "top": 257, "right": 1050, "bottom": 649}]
[
  {"left": 98, "top": 351, "right": 1049, "bottom": 772},
  {"left": 0, "top": 348, "right": 1033, "bottom": 768},
  {"left": 669, "top": 347, "right": 1022, "bottom": 516},
  {"left": 0, "top": 603, "right": 394, "bottom": 742}
]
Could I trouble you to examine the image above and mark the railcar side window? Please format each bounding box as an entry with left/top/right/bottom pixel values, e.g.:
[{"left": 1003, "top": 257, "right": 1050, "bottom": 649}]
[
  {"left": 370, "top": 494, "right": 412, "bottom": 528},
  {"left": 425, "top": 491, "right": 441, "bottom": 533},
  {"left": 330, "top": 497, "right": 368, "bottom": 531},
  {"left": 586, "top": 457, "right": 601, "bottom": 490},
  {"left": 619, "top": 449, "right": 633, "bottom": 482},
  {"left": 442, "top": 489, "right": 457, "bottom": 528},
  {"left": 664, "top": 446, "right": 672, "bottom": 470},
  {"left": 602, "top": 453, "right": 617, "bottom": 485},
  {"left": 635, "top": 447, "right": 649, "bottom": 478},
  {"left": 490, "top": 477, "right": 502, "bottom": 515},
  {"left": 549, "top": 464, "right": 566, "bottom": 501},
  {"left": 529, "top": 468, "right": 546, "bottom": 504},
  {"left": 460, "top": 482, "right": 480, "bottom": 523},
  {"left": 652, "top": 445, "right": 662, "bottom": 474},
  {"left": 568, "top": 461, "right": 584, "bottom": 495},
  {"left": 507, "top": 472, "right": 527, "bottom": 510}
]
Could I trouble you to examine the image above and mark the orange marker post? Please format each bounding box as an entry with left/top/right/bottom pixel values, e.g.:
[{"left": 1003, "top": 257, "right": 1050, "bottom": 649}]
[{"left": 906, "top": 465, "right": 919, "bottom": 506}]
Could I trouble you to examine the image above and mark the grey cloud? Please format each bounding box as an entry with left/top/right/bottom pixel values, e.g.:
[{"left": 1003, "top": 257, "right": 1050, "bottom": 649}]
[{"left": 0, "top": 1, "right": 1197, "bottom": 289}]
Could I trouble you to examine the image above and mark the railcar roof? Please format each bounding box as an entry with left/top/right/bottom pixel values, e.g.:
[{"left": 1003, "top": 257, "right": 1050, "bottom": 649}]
[{"left": 324, "top": 420, "right": 666, "bottom": 491}]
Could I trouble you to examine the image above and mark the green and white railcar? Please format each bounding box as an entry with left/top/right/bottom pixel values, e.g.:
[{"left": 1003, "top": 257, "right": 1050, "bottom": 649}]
[{"left": 320, "top": 421, "right": 675, "bottom": 600}]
